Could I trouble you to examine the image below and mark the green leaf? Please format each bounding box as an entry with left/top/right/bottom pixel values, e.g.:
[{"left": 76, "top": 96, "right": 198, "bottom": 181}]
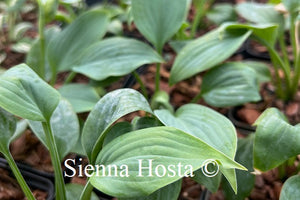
[
  {"left": 82, "top": 88, "right": 153, "bottom": 164},
  {"left": 58, "top": 83, "right": 100, "bottom": 113},
  {"left": 65, "top": 184, "right": 98, "bottom": 200},
  {"left": 0, "top": 108, "right": 17, "bottom": 152},
  {"left": 223, "top": 23, "right": 278, "bottom": 46},
  {"left": 90, "top": 127, "right": 246, "bottom": 198},
  {"left": 222, "top": 135, "right": 255, "bottom": 200},
  {"left": 280, "top": 175, "right": 300, "bottom": 200},
  {"left": 132, "top": 116, "right": 162, "bottom": 130},
  {"left": 103, "top": 122, "right": 133, "bottom": 147},
  {"left": 207, "top": 3, "right": 237, "bottom": 25},
  {"left": 28, "top": 99, "right": 79, "bottom": 160},
  {"left": 236, "top": 2, "right": 285, "bottom": 34},
  {"left": 47, "top": 10, "right": 109, "bottom": 73},
  {"left": 170, "top": 27, "right": 251, "bottom": 84},
  {"left": 169, "top": 40, "right": 191, "bottom": 54},
  {"left": 201, "top": 62, "right": 261, "bottom": 107},
  {"left": 253, "top": 108, "right": 300, "bottom": 171},
  {"left": 282, "top": 0, "right": 300, "bottom": 13},
  {"left": 11, "top": 120, "right": 28, "bottom": 142},
  {"left": 72, "top": 37, "right": 164, "bottom": 81},
  {"left": 0, "top": 64, "right": 60, "bottom": 121},
  {"left": 26, "top": 27, "right": 60, "bottom": 80},
  {"left": 243, "top": 61, "right": 271, "bottom": 84},
  {"left": 192, "top": 170, "right": 222, "bottom": 193},
  {"left": 103, "top": 117, "right": 162, "bottom": 147},
  {"left": 131, "top": 0, "right": 188, "bottom": 51},
  {"left": 154, "top": 104, "right": 239, "bottom": 192},
  {"left": 119, "top": 180, "right": 182, "bottom": 200}
]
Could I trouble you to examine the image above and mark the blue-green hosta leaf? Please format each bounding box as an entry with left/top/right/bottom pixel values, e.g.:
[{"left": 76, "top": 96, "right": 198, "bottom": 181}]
[
  {"left": 0, "top": 108, "right": 17, "bottom": 153},
  {"left": 82, "top": 88, "right": 153, "bottom": 164},
  {"left": 280, "top": 175, "right": 300, "bottom": 200},
  {"left": 58, "top": 83, "right": 100, "bottom": 113},
  {"left": 11, "top": 120, "right": 28, "bottom": 142},
  {"left": 222, "top": 135, "right": 255, "bottom": 200},
  {"left": 119, "top": 180, "right": 182, "bottom": 200},
  {"left": 47, "top": 10, "right": 109, "bottom": 73},
  {"left": 154, "top": 104, "right": 239, "bottom": 192},
  {"left": 201, "top": 62, "right": 261, "bottom": 107},
  {"left": 170, "top": 23, "right": 278, "bottom": 84},
  {"left": 0, "top": 64, "right": 60, "bottom": 121},
  {"left": 207, "top": 3, "right": 237, "bottom": 25},
  {"left": 169, "top": 40, "right": 191, "bottom": 54},
  {"left": 223, "top": 23, "right": 278, "bottom": 46},
  {"left": 28, "top": 99, "right": 79, "bottom": 160},
  {"left": 103, "top": 117, "right": 162, "bottom": 147},
  {"left": 131, "top": 0, "right": 188, "bottom": 51},
  {"left": 90, "top": 127, "right": 246, "bottom": 198},
  {"left": 236, "top": 2, "right": 285, "bottom": 34},
  {"left": 254, "top": 108, "right": 300, "bottom": 171},
  {"left": 243, "top": 61, "right": 271, "bottom": 84},
  {"left": 65, "top": 184, "right": 98, "bottom": 200},
  {"left": 72, "top": 37, "right": 164, "bottom": 81},
  {"left": 170, "top": 27, "right": 251, "bottom": 84},
  {"left": 192, "top": 170, "right": 222, "bottom": 193},
  {"left": 282, "top": 0, "right": 300, "bottom": 13}
]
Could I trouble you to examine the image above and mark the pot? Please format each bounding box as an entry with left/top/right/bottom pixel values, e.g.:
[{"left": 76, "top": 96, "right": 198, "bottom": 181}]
[{"left": 0, "top": 157, "right": 55, "bottom": 200}]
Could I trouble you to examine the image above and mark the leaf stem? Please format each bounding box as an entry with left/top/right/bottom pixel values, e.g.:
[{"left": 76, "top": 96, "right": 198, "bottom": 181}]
[
  {"left": 190, "top": 0, "right": 214, "bottom": 38},
  {"left": 133, "top": 71, "right": 148, "bottom": 99},
  {"left": 3, "top": 150, "right": 35, "bottom": 200},
  {"left": 64, "top": 71, "right": 77, "bottom": 84},
  {"left": 290, "top": 13, "right": 298, "bottom": 62},
  {"left": 155, "top": 62, "right": 161, "bottom": 93},
  {"left": 37, "top": 2, "right": 46, "bottom": 80},
  {"left": 255, "top": 36, "right": 292, "bottom": 99},
  {"left": 191, "top": 92, "right": 202, "bottom": 103},
  {"left": 42, "top": 122, "right": 66, "bottom": 200},
  {"left": 79, "top": 180, "right": 93, "bottom": 200},
  {"left": 155, "top": 48, "right": 163, "bottom": 93},
  {"left": 278, "top": 34, "right": 290, "bottom": 72},
  {"left": 291, "top": 19, "right": 300, "bottom": 98}
]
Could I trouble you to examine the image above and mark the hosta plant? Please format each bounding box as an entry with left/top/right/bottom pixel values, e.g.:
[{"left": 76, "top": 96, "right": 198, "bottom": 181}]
[
  {"left": 0, "top": 64, "right": 247, "bottom": 199},
  {"left": 253, "top": 107, "right": 300, "bottom": 200},
  {"left": 235, "top": 0, "right": 300, "bottom": 100}
]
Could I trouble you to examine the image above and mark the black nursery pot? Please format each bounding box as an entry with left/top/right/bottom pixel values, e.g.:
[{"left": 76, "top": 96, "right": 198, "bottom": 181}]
[
  {"left": 0, "top": 157, "right": 55, "bottom": 200},
  {"left": 227, "top": 107, "right": 256, "bottom": 135}
]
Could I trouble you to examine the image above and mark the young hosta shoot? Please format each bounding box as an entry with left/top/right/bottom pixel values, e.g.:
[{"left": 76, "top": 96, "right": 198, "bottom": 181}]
[
  {"left": 131, "top": 0, "right": 188, "bottom": 53},
  {"left": 131, "top": 0, "right": 188, "bottom": 92},
  {"left": 170, "top": 23, "right": 277, "bottom": 106},
  {"left": 253, "top": 108, "right": 300, "bottom": 171},
  {"left": 236, "top": 1, "right": 300, "bottom": 100},
  {"left": 0, "top": 108, "right": 35, "bottom": 200},
  {"left": 0, "top": 64, "right": 66, "bottom": 199}
]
